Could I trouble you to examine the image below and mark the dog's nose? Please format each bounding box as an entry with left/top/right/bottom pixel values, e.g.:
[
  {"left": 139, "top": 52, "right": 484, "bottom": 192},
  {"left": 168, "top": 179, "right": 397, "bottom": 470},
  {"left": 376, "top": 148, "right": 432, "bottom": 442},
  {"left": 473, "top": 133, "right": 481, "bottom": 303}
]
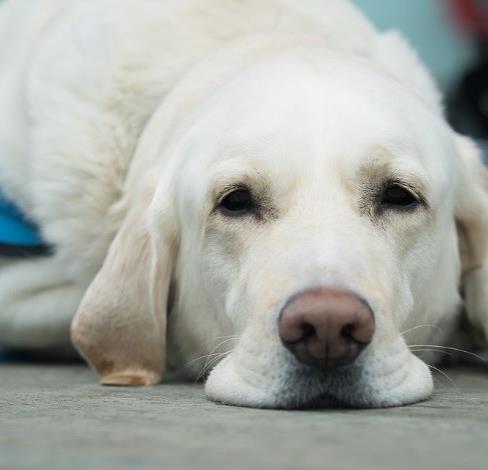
[{"left": 278, "top": 287, "right": 374, "bottom": 369}]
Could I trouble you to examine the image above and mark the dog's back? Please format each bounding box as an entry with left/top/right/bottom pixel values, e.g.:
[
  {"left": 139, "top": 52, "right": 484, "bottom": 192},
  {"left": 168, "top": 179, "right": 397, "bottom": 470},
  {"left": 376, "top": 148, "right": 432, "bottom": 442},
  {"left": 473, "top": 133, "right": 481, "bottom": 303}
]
[
  {"left": 0, "top": 0, "right": 437, "bottom": 354},
  {"left": 0, "top": 1, "right": 67, "bottom": 211}
]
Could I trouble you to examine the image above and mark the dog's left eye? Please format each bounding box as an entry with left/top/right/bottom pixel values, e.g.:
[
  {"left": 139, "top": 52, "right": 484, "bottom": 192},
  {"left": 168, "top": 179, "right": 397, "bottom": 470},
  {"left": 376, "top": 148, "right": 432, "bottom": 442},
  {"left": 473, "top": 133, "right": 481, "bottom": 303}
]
[
  {"left": 219, "top": 188, "right": 255, "bottom": 215},
  {"left": 381, "top": 184, "right": 418, "bottom": 209}
]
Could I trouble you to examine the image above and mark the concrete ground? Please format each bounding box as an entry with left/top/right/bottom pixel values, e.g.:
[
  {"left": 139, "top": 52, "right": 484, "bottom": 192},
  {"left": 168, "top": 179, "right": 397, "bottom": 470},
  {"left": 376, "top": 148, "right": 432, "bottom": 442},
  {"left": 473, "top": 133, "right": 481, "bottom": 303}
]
[{"left": 1, "top": 361, "right": 487, "bottom": 470}]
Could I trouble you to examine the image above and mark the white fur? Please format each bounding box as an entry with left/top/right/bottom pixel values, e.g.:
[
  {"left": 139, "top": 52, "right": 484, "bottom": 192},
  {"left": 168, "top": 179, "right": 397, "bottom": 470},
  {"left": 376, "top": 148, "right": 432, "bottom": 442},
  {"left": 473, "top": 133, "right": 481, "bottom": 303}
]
[{"left": 0, "top": 0, "right": 486, "bottom": 408}]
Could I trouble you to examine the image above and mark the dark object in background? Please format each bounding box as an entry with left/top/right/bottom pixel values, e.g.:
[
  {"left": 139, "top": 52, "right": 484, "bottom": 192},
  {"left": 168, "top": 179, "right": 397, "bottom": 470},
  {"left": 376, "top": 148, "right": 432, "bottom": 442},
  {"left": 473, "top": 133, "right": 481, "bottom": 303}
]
[
  {"left": 447, "top": 0, "right": 488, "bottom": 140},
  {"left": 448, "top": 39, "right": 488, "bottom": 140}
]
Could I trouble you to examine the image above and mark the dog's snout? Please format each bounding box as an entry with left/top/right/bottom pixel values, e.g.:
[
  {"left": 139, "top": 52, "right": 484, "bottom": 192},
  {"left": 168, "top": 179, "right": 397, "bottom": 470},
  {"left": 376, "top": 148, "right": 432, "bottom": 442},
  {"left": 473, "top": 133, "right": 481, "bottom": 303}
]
[{"left": 278, "top": 287, "right": 374, "bottom": 369}]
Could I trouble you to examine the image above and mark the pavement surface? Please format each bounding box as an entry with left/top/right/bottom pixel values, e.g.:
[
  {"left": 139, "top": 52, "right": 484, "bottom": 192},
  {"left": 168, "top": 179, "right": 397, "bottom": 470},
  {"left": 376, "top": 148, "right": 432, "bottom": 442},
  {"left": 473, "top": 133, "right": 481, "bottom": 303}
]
[{"left": 1, "top": 362, "right": 487, "bottom": 470}]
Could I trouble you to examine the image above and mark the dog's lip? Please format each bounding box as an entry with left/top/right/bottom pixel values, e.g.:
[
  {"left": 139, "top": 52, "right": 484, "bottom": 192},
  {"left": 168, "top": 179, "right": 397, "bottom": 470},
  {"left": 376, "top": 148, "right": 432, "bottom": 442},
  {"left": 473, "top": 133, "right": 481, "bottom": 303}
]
[
  {"left": 279, "top": 384, "right": 371, "bottom": 410},
  {"left": 288, "top": 391, "right": 350, "bottom": 409},
  {"left": 275, "top": 362, "right": 369, "bottom": 409}
]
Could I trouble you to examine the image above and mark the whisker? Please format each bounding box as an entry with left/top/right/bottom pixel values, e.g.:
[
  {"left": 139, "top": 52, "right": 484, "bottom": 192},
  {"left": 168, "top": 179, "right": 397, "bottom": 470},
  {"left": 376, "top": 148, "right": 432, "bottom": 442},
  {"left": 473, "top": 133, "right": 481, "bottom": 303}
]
[
  {"left": 410, "top": 348, "right": 455, "bottom": 359},
  {"left": 194, "top": 356, "right": 222, "bottom": 384},
  {"left": 206, "top": 335, "right": 240, "bottom": 346},
  {"left": 186, "top": 337, "right": 238, "bottom": 367},
  {"left": 195, "top": 351, "right": 231, "bottom": 383},
  {"left": 184, "top": 352, "right": 228, "bottom": 367},
  {"left": 211, "top": 335, "right": 240, "bottom": 340},
  {"left": 207, "top": 336, "right": 239, "bottom": 352},
  {"left": 426, "top": 364, "right": 460, "bottom": 394},
  {"left": 401, "top": 324, "right": 443, "bottom": 336},
  {"left": 408, "top": 345, "right": 487, "bottom": 363},
  {"left": 186, "top": 335, "right": 238, "bottom": 382},
  {"left": 191, "top": 336, "right": 238, "bottom": 382}
]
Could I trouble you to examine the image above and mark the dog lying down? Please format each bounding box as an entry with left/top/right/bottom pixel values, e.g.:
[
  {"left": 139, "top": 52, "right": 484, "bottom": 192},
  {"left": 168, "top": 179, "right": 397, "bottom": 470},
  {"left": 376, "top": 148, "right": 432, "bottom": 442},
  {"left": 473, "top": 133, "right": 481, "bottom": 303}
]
[{"left": 0, "top": 0, "right": 487, "bottom": 409}]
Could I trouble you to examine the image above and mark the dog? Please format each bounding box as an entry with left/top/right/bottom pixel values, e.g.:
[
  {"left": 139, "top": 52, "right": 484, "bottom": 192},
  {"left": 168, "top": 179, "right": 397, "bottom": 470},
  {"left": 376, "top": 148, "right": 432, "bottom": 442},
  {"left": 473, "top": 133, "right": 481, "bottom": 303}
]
[{"left": 0, "top": 0, "right": 487, "bottom": 409}]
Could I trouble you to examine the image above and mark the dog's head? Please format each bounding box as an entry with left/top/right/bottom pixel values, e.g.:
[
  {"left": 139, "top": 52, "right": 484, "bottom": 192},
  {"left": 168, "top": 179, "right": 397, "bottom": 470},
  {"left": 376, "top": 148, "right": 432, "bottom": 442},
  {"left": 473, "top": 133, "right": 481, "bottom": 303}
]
[{"left": 71, "top": 40, "right": 488, "bottom": 408}]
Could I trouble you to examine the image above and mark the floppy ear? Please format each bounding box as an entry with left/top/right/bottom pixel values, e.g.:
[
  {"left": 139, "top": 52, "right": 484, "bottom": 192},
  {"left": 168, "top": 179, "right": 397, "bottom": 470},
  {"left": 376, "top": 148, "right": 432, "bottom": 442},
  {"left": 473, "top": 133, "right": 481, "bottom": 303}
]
[
  {"left": 454, "top": 134, "right": 488, "bottom": 342},
  {"left": 71, "top": 192, "right": 176, "bottom": 385}
]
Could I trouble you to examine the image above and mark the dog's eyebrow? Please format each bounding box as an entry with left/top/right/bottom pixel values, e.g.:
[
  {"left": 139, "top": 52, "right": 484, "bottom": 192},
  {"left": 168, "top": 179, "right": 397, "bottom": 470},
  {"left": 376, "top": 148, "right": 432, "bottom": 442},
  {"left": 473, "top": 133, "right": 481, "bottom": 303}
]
[
  {"left": 212, "top": 173, "right": 259, "bottom": 202},
  {"left": 204, "top": 168, "right": 262, "bottom": 220},
  {"left": 214, "top": 182, "right": 249, "bottom": 204},
  {"left": 208, "top": 158, "right": 267, "bottom": 198},
  {"left": 386, "top": 173, "right": 428, "bottom": 202},
  {"left": 207, "top": 165, "right": 278, "bottom": 221},
  {"left": 358, "top": 151, "right": 430, "bottom": 206}
]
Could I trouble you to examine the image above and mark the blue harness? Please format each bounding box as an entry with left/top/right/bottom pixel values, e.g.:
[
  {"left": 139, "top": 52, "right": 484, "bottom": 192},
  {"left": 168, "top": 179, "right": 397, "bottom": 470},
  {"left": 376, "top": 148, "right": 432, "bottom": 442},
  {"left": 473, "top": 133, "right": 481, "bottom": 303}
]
[{"left": 0, "top": 190, "right": 49, "bottom": 256}]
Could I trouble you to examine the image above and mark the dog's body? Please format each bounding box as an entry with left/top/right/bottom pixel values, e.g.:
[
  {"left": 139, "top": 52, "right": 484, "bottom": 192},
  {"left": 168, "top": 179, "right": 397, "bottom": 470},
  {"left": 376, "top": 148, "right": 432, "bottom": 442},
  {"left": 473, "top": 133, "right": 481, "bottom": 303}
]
[{"left": 0, "top": 0, "right": 487, "bottom": 408}]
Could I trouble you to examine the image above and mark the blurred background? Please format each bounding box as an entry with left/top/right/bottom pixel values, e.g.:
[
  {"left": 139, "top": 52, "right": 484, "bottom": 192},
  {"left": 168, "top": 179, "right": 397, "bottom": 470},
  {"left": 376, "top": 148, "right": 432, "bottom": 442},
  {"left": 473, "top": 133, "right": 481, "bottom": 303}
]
[{"left": 351, "top": 0, "right": 488, "bottom": 155}]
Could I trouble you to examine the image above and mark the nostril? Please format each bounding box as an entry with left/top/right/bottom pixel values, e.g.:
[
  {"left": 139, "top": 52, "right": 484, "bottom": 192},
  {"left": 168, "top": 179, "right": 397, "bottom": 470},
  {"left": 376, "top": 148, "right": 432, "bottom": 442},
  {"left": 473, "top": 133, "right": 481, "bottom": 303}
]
[
  {"left": 299, "top": 321, "right": 315, "bottom": 342},
  {"left": 340, "top": 319, "right": 374, "bottom": 346},
  {"left": 280, "top": 318, "right": 316, "bottom": 345},
  {"left": 341, "top": 323, "right": 356, "bottom": 343}
]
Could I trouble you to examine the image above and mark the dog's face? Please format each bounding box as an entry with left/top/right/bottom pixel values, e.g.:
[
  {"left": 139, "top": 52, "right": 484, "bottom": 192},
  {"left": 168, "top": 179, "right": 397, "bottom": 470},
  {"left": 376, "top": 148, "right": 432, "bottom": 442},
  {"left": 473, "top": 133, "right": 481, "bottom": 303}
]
[
  {"left": 168, "top": 55, "right": 460, "bottom": 407},
  {"left": 72, "top": 51, "right": 488, "bottom": 408}
]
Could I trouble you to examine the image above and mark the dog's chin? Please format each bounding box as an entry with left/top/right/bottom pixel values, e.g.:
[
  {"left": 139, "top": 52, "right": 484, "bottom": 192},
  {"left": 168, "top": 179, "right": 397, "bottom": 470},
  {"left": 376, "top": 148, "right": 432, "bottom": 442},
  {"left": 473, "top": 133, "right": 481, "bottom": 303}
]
[{"left": 205, "top": 347, "right": 434, "bottom": 409}]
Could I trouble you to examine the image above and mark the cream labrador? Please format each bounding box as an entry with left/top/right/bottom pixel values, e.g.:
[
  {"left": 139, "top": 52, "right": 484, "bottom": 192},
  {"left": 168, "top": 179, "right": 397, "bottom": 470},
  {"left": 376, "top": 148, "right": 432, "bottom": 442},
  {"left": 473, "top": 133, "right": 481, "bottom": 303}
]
[{"left": 0, "top": 0, "right": 487, "bottom": 409}]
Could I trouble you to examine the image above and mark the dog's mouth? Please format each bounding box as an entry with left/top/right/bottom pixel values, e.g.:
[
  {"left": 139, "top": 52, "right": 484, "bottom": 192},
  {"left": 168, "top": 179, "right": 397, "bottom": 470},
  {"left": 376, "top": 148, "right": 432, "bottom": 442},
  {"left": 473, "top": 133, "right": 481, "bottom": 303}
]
[
  {"left": 297, "top": 392, "right": 357, "bottom": 410},
  {"left": 269, "top": 363, "right": 374, "bottom": 409},
  {"left": 205, "top": 339, "right": 434, "bottom": 409},
  {"left": 277, "top": 389, "right": 353, "bottom": 409}
]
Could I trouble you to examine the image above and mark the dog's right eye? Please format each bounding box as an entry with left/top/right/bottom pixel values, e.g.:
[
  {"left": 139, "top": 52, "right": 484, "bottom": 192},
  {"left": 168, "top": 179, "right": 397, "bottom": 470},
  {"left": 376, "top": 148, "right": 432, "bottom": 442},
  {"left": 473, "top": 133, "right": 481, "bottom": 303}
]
[{"left": 219, "top": 188, "right": 255, "bottom": 215}]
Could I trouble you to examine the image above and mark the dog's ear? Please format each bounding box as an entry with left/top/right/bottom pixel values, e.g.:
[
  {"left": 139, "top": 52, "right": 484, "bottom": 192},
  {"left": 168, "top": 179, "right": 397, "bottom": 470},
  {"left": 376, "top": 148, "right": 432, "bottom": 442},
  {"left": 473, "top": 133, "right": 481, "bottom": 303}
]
[
  {"left": 454, "top": 134, "right": 488, "bottom": 341},
  {"left": 71, "top": 188, "right": 177, "bottom": 385}
]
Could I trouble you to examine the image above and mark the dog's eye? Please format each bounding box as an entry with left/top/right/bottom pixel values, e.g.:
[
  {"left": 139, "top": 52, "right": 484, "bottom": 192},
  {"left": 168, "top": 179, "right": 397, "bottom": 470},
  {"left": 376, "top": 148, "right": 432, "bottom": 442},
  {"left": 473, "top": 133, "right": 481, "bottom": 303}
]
[
  {"left": 381, "top": 184, "right": 418, "bottom": 209},
  {"left": 219, "top": 188, "right": 255, "bottom": 215}
]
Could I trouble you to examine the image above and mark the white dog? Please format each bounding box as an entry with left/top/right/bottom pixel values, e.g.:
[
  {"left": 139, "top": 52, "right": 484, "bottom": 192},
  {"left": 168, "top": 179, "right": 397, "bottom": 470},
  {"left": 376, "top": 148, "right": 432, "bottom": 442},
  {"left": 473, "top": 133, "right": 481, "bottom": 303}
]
[{"left": 0, "top": 0, "right": 487, "bottom": 409}]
